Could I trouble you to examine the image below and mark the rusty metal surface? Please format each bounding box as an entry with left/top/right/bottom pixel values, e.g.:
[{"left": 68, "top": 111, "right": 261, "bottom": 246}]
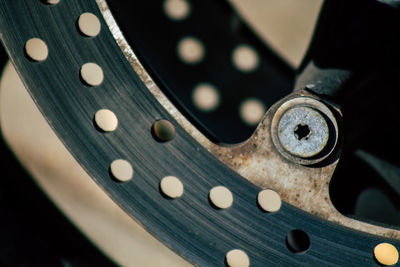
[
  {"left": 1, "top": 0, "right": 400, "bottom": 266},
  {"left": 211, "top": 90, "right": 400, "bottom": 240},
  {"left": 96, "top": 0, "right": 400, "bottom": 240}
]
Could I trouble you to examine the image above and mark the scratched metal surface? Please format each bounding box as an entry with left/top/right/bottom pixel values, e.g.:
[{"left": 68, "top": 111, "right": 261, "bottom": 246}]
[{"left": 0, "top": 0, "right": 399, "bottom": 266}]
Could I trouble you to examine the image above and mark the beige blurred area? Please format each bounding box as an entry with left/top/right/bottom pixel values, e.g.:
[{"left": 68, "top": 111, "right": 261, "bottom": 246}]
[
  {"left": 0, "top": 1, "right": 322, "bottom": 266},
  {"left": 230, "top": 0, "right": 323, "bottom": 68}
]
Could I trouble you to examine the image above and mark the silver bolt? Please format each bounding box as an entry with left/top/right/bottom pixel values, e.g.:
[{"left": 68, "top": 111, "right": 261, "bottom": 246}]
[{"left": 278, "top": 106, "right": 329, "bottom": 158}]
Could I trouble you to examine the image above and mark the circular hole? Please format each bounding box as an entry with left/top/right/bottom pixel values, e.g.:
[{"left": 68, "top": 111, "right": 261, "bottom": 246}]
[
  {"left": 24, "top": 38, "right": 48, "bottom": 62},
  {"left": 177, "top": 37, "right": 205, "bottom": 64},
  {"left": 80, "top": 62, "right": 104, "bottom": 86},
  {"left": 110, "top": 159, "right": 133, "bottom": 182},
  {"left": 192, "top": 83, "right": 220, "bottom": 112},
  {"left": 232, "top": 45, "right": 259, "bottom": 73},
  {"left": 209, "top": 186, "right": 233, "bottom": 209},
  {"left": 374, "top": 243, "right": 399, "bottom": 266},
  {"left": 225, "top": 249, "right": 250, "bottom": 267},
  {"left": 77, "top": 12, "right": 101, "bottom": 37},
  {"left": 286, "top": 229, "right": 310, "bottom": 254},
  {"left": 257, "top": 189, "right": 281, "bottom": 213},
  {"left": 152, "top": 119, "right": 176, "bottom": 142},
  {"left": 163, "top": 0, "right": 191, "bottom": 21},
  {"left": 41, "top": 0, "right": 60, "bottom": 5},
  {"left": 160, "top": 176, "right": 184, "bottom": 199},
  {"left": 239, "top": 98, "right": 266, "bottom": 126},
  {"left": 94, "top": 109, "right": 118, "bottom": 132}
]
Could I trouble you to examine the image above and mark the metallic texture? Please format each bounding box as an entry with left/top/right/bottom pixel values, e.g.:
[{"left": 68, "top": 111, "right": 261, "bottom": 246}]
[
  {"left": 278, "top": 106, "right": 328, "bottom": 158},
  {"left": 1, "top": 0, "right": 400, "bottom": 266},
  {"left": 271, "top": 96, "right": 338, "bottom": 165},
  {"left": 96, "top": 0, "right": 400, "bottom": 240}
]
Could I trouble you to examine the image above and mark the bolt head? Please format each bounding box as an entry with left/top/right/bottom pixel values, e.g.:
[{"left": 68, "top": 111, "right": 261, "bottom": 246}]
[
  {"left": 278, "top": 106, "right": 329, "bottom": 158},
  {"left": 270, "top": 95, "right": 339, "bottom": 165}
]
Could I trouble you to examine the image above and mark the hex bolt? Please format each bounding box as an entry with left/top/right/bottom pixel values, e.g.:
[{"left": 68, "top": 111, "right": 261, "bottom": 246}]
[{"left": 278, "top": 106, "right": 329, "bottom": 158}]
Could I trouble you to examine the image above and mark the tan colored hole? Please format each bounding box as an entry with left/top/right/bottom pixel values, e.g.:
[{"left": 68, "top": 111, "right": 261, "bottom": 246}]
[
  {"left": 192, "top": 83, "right": 220, "bottom": 112},
  {"left": 239, "top": 98, "right": 265, "bottom": 126},
  {"left": 163, "top": 0, "right": 191, "bottom": 21},
  {"left": 257, "top": 189, "right": 281, "bottom": 213},
  {"left": 94, "top": 109, "right": 118, "bottom": 132},
  {"left": 80, "top": 62, "right": 104, "bottom": 86},
  {"left": 42, "top": 0, "right": 60, "bottom": 4},
  {"left": 209, "top": 186, "right": 233, "bottom": 209},
  {"left": 78, "top": 12, "right": 101, "bottom": 37},
  {"left": 177, "top": 37, "right": 205, "bottom": 64},
  {"left": 152, "top": 119, "right": 176, "bottom": 142},
  {"left": 374, "top": 243, "right": 399, "bottom": 266},
  {"left": 25, "top": 38, "right": 48, "bottom": 62},
  {"left": 110, "top": 159, "right": 133, "bottom": 182},
  {"left": 160, "top": 176, "right": 184, "bottom": 199},
  {"left": 232, "top": 45, "right": 259, "bottom": 73},
  {"left": 225, "top": 249, "right": 250, "bottom": 267}
]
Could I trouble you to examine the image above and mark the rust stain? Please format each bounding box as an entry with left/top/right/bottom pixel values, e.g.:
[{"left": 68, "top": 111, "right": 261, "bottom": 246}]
[
  {"left": 207, "top": 91, "right": 400, "bottom": 239},
  {"left": 98, "top": 0, "right": 400, "bottom": 240}
]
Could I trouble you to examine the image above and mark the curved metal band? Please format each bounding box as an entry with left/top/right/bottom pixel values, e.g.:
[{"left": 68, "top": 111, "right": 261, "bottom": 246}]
[{"left": 0, "top": 1, "right": 398, "bottom": 266}]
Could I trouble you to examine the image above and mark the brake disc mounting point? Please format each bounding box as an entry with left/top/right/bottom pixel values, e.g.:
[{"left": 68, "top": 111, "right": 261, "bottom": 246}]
[
  {"left": 271, "top": 96, "right": 339, "bottom": 165},
  {"left": 278, "top": 106, "right": 329, "bottom": 158}
]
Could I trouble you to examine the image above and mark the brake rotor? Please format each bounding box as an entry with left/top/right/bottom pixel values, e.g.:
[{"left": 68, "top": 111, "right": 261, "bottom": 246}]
[{"left": 1, "top": 0, "right": 400, "bottom": 266}]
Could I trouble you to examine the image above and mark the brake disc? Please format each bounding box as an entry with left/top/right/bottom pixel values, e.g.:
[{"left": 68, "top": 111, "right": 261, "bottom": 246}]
[{"left": 1, "top": 0, "right": 400, "bottom": 266}]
